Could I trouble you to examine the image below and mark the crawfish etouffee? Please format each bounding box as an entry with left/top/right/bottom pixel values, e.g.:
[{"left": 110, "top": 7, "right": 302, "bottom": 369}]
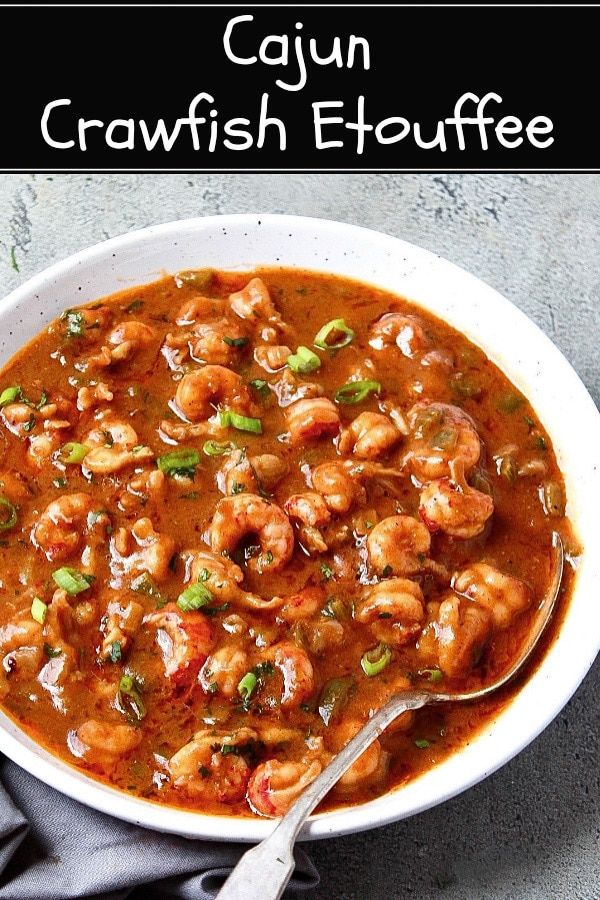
[{"left": 0, "top": 268, "right": 576, "bottom": 818}]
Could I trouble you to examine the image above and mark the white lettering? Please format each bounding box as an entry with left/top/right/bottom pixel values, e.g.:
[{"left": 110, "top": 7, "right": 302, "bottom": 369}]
[
  {"left": 374, "top": 117, "right": 411, "bottom": 145},
  {"left": 138, "top": 118, "right": 183, "bottom": 152},
  {"left": 257, "top": 93, "right": 286, "bottom": 150},
  {"left": 223, "top": 15, "right": 257, "bottom": 65},
  {"left": 105, "top": 119, "right": 134, "bottom": 150},
  {"left": 495, "top": 115, "right": 524, "bottom": 149},
  {"left": 40, "top": 99, "right": 75, "bottom": 149},
  {"left": 77, "top": 118, "right": 103, "bottom": 152},
  {"left": 347, "top": 35, "right": 370, "bottom": 71},
  {"left": 223, "top": 118, "right": 253, "bottom": 150},
  {"left": 344, "top": 96, "right": 373, "bottom": 155},
  {"left": 313, "top": 101, "right": 344, "bottom": 149},
  {"left": 526, "top": 116, "right": 554, "bottom": 149}
]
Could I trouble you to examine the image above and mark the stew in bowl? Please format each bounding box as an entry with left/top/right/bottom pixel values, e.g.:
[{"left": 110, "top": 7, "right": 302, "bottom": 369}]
[{"left": 0, "top": 262, "right": 578, "bottom": 820}]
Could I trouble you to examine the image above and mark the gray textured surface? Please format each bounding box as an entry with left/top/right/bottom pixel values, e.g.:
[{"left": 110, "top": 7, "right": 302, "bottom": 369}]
[{"left": 0, "top": 174, "right": 598, "bottom": 899}]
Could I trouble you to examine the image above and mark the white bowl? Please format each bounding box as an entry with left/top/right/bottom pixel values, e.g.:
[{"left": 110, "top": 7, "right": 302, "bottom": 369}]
[{"left": 0, "top": 215, "right": 599, "bottom": 842}]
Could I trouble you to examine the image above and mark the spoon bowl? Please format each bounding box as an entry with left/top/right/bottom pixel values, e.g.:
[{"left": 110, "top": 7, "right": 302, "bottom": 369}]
[{"left": 217, "top": 531, "right": 564, "bottom": 900}]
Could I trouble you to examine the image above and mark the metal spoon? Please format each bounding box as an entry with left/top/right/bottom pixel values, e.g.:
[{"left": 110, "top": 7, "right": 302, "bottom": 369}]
[{"left": 217, "top": 532, "right": 564, "bottom": 900}]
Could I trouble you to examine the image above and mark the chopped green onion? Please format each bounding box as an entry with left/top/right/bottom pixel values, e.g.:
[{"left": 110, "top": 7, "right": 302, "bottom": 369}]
[
  {"left": 223, "top": 336, "right": 249, "bottom": 348},
  {"left": 44, "top": 643, "right": 62, "bottom": 659},
  {"left": 125, "top": 299, "right": 144, "bottom": 314},
  {"left": 321, "top": 597, "right": 349, "bottom": 620},
  {"left": 22, "top": 414, "right": 36, "bottom": 433},
  {"left": 314, "top": 318, "right": 354, "bottom": 350},
  {"left": 177, "top": 581, "right": 214, "bottom": 612},
  {"left": 219, "top": 410, "right": 262, "bottom": 434},
  {"left": 237, "top": 671, "right": 258, "bottom": 702},
  {"left": 131, "top": 573, "right": 168, "bottom": 608},
  {"left": 31, "top": 597, "right": 47, "bottom": 624},
  {"left": 418, "top": 668, "right": 444, "bottom": 684},
  {"left": 318, "top": 676, "right": 355, "bottom": 726},
  {"left": 118, "top": 673, "right": 146, "bottom": 721},
  {"left": 59, "top": 442, "right": 90, "bottom": 464},
  {"left": 0, "top": 497, "right": 17, "bottom": 531},
  {"left": 175, "top": 269, "right": 214, "bottom": 290},
  {"left": 203, "top": 440, "right": 236, "bottom": 457},
  {"left": 52, "top": 567, "right": 93, "bottom": 595},
  {"left": 541, "top": 481, "right": 565, "bottom": 517},
  {"left": 157, "top": 448, "right": 200, "bottom": 478},
  {"left": 534, "top": 436, "right": 547, "bottom": 452},
  {"left": 361, "top": 643, "right": 392, "bottom": 677},
  {"left": 498, "top": 454, "right": 517, "bottom": 483},
  {"left": 109, "top": 640, "right": 122, "bottom": 663},
  {"left": 0, "top": 386, "right": 21, "bottom": 406},
  {"left": 496, "top": 392, "right": 523, "bottom": 414},
  {"left": 0, "top": 386, "right": 47, "bottom": 411},
  {"left": 450, "top": 373, "right": 482, "bottom": 399},
  {"left": 335, "top": 380, "right": 381, "bottom": 405},
  {"left": 429, "top": 428, "right": 458, "bottom": 451},
  {"left": 287, "top": 346, "right": 321, "bottom": 375},
  {"left": 414, "top": 407, "right": 444, "bottom": 439},
  {"left": 414, "top": 738, "right": 431, "bottom": 749},
  {"left": 249, "top": 379, "right": 269, "bottom": 397},
  {"left": 470, "top": 472, "right": 493, "bottom": 496}
]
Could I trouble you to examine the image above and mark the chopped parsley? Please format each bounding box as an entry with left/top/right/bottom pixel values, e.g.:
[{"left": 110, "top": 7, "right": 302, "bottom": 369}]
[
  {"left": 320, "top": 562, "right": 334, "bottom": 581},
  {"left": 109, "top": 641, "right": 122, "bottom": 663},
  {"left": 63, "top": 309, "right": 86, "bottom": 338},
  {"left": 249, "top": 379, "right": 269, "bottom": 398}
]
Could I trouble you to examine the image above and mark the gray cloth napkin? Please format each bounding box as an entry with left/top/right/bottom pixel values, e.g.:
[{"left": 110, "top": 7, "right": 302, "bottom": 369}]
[{"left": 0, "top": 756, "right": 319, "bottom": 900}]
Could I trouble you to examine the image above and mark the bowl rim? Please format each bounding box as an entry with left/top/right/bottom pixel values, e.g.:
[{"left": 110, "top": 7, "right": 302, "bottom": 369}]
[{"left": 0, "top": 212, "right": 599, "bottom": 843}]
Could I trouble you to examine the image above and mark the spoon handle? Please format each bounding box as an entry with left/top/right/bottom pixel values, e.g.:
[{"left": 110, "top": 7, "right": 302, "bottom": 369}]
[{"left": 216, "top": 691, "right": 431, "bottom": 900}]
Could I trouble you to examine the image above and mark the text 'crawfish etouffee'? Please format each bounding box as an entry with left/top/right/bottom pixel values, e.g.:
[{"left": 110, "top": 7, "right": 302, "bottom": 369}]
[{"left": 0, "top": 268, "right": 577, "bottom": 817}]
